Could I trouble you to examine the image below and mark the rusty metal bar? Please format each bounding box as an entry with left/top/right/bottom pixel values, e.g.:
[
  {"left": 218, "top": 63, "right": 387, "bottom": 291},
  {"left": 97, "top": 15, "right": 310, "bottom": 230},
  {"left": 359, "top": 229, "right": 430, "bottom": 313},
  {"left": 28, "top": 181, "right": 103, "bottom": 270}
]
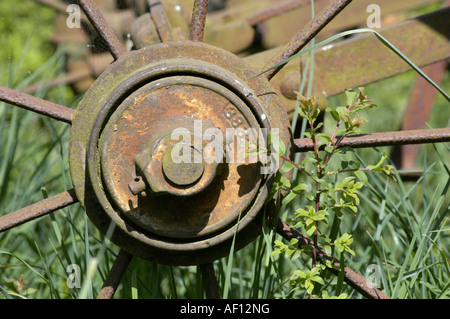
[
  {"left": 253, "top": 0, "right": 442, "bottom": 48},
  {"left": 262, "top": 0, "right": 353, "bottom": 80},
  {"left": 294, "top": 128, "right": 450, "bottom": 152},
  {"left": 247, "top": 0, "right": 310, "bottom": 26},
  {"left": 0, "top": 85, "right": 74, "bottom": 124},
  {"left": 199, "top": 263, "right": 221, "bottom": 299},
  {"left": 149, "top": 0, "right": 175, "bottom": 42},
  {"left": 189, "top": 0, "right": 210, "bottom": 42},
  {"left": 22, "top": 68, "right": 92, "bottom": 94},
  {"left": 277, "top": 219, "right": 389, "bottom": 299},
  {"left": 35, "top": 0, "right": 69, "bottom": 13},
  {"left": 78, "top": 0, "right": 127, "bottom": 60},
  {"left": 0, "top": 189, "right": 78, "bottom": 233},
  {"left": 97, "top": 250, "right": 133, "bottom": 299},
  {"left": 393, "top": 61, "right": 448, "bottom": 172}
]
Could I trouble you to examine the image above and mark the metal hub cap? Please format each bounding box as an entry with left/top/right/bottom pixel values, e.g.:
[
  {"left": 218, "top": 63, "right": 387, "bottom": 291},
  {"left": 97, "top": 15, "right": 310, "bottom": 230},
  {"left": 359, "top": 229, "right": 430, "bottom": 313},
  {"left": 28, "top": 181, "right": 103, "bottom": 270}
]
[{"left": 69, "top": 41, "right": 291, "bottom": 265}]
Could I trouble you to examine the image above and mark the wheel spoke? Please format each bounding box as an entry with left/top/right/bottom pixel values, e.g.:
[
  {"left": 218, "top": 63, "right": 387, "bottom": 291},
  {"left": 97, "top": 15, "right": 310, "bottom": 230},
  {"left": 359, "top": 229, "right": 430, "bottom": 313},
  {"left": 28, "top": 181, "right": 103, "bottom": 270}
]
[
  {"left": 276, "top": 218, "right": 389, "bottom": 299},
  {"left": 262, "top": 0, "right": 353, "bottom": 80},
  {"left": 148, "top": 0, "right": 174, "bottom": 42},
  {"left": 22, "top": 68, "right": 91, "bottom": 94},
  {"left": 0, "top": 189, "right": 78, "bottom": 233},
  {"left": 294, "top": 128, "right": 450, "bottom": 152},
  {"left": 35, "top": 0, "right": 68, "bottom": 13},
  {"left": 97, "top": 250, "right": 133, "bottom": 299},
  {"left": 78, "top": 0, "right": 127, "bottom": 60},
  {"left": 199, "top": 263, "right": 220, "bottom": 299},
  {"left": 189, "top": 0, "right": 210, "bottom": 42},
  {"left": 0, "top": 85, "right": 74, "bottom": 124},
  {"left": 247, "top": 0, "right": 310, "bottom": 26},
  {"left": 392, "top": 61, "right": 448, "bottom": 172}
]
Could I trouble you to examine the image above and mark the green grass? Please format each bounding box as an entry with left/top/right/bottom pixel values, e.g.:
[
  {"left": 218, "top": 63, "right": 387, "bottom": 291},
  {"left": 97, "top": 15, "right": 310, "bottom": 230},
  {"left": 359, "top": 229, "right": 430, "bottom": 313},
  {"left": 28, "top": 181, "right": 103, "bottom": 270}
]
[
  {"left": 0, "top": 1, "right": 56, "bottom": 87},
  {"left": 0, "top": 0, "right": 449, "bottom": 299}
]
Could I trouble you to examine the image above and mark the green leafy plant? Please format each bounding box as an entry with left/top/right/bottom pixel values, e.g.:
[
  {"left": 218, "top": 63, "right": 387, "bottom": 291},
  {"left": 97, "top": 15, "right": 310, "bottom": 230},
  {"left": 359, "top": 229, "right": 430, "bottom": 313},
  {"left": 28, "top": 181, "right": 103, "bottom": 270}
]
[{"left": 271, "top": 88, "right": 396, "bottom": 298}]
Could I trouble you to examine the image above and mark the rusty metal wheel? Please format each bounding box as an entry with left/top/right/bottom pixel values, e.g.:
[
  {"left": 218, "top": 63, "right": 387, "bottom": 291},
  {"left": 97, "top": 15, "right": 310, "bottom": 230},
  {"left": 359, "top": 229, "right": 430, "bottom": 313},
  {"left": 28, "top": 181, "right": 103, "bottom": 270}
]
[{"left": 1, "top": 0, "right": 449, "bottom": 299}]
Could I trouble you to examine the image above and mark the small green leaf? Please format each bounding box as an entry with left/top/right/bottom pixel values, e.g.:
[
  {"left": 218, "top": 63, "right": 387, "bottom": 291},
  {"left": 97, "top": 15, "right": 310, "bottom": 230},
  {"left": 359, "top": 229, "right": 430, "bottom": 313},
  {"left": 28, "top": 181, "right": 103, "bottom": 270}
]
[
  {"left": 336, "top": 106, "right": 350, "bottom": 121},
  {"left": 345, "top": 88, "right": 358, "bottom": 106},
  {"left": 324, "top": 145, "right": 334, "bottom": 154},
  {"left": 289, "top": 238, "right": 299, "bottom": 247},
  {"left": 353, "top": 182, "right": 364, "bottom": 190},
  {"left": 322, "top": 291, "right": 348, "bottom": 299},
  {"left": 311, "top": 122, "right": 324, "bottom": 132},
  {"left": 334, "top": 233, "right": 355, "bottom": 256},
  {"left": 285, "top": 248, "right": 295, "bottom": 257},
  {"left": 316, "top": 178, "right": 329, "bottom": 189},
  {"left": 282, "top": 191, "right": 296, "bottom": 206},
  {"left": 337, "top": 176, "right": 355, "bottom": 189},
  {"left": 296, "top": 208, "right": 310, "bottom": 217},
  {"left": 293, "top": 183, "right": 311, "bottom": 192},
  {"left": 354, "top": 170, "right": 368, "bottom": 185},
  {"left": 280, "top": 161, "right": 295, "bottom": 175},
  {"left": 280, "top": 176, "right": 291, "bottom": 189},
  {"left": 346, "top": 247, "right": 356, "bottom": 256},
  {"left": 301, "top": 157, "right": 317, "bottom": 166},
  {"left": 305, "top": 280, "right": 314, "bottom": 294},
  {"left": 292, "top": 250, "right": 302, "bottom": 260},
  {"left": 306, "top": 222, "right": 316, "bottom": 236},
  {"left": 294, "top": 270, "right": 306, "bottom": 278},
  {"left": 330, "top": 110, "right": 340, "bottom": 122},
  {"left": 271, "top": 250, "right": 281, "bottom": 257},
  {"left": 316, "top": 133, "right": 333, "bottom": 143},
  {"left": 310, "top": 276, "right": 325, "bottom": 285}
]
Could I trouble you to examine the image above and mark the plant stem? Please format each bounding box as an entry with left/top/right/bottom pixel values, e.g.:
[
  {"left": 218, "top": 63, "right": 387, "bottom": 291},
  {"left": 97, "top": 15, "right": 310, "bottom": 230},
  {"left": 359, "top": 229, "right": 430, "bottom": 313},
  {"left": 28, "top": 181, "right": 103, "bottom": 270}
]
[
  {"left": 281, "top": 155, "right": 313, "bottom": 178},
  {"left": 309, "top": 118, "right": 320, "bottom": 164},
  {"left": 310, "top": 114, "right": 321, "bottom": 274},
  {"left": 327, "top": 168, "right": 372, "bottom": 176},
  {"left": 323, "top": 100, "right": 361, "bottom": 166},
  {"left": 328, "top": 100, "right": 359, "bottom": 145}
]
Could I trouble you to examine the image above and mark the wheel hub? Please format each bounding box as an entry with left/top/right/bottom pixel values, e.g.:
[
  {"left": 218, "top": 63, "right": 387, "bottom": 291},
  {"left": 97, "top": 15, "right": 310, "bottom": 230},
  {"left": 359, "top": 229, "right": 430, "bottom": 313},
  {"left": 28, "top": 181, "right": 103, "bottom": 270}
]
[{"left": 69, "top": 40, "right": 291, "bottom": 265}]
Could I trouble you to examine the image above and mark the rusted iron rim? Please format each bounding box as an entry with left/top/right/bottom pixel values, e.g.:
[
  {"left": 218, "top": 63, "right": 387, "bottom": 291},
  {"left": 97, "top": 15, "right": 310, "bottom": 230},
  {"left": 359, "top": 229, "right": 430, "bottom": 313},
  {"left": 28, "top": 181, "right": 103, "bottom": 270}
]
[
  {"left": 78, "top": 0, "right": 127, "bottom": 60},
  {"left": 294, "top": 128, "right": 450, "bottom": 152},
  {"left": 67, "top": 38, "right": 291, "bottom": 265},
  {"left": 189, "top": 0, "right": 210, "bottom": 42},
  {"left": 0, "top": 85, "right": 74, "bottom": 124},
  {"left": 0, "top": 189, "right": 78, "bottom": 233},
  {"left": 85, "top": 58, "right": 273, "bottom": 254},
  {"left": 276, "top": 218, "right": 389, "bottom": 299},
  {"left": 99, "top": 75, "right": 263, "bottom": 238},
  {"left": 263, "top": 0, "right": 353, "bottom": 80},
  {"left": 97, "top": 250, "right": 133, "bottom": 299}
]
